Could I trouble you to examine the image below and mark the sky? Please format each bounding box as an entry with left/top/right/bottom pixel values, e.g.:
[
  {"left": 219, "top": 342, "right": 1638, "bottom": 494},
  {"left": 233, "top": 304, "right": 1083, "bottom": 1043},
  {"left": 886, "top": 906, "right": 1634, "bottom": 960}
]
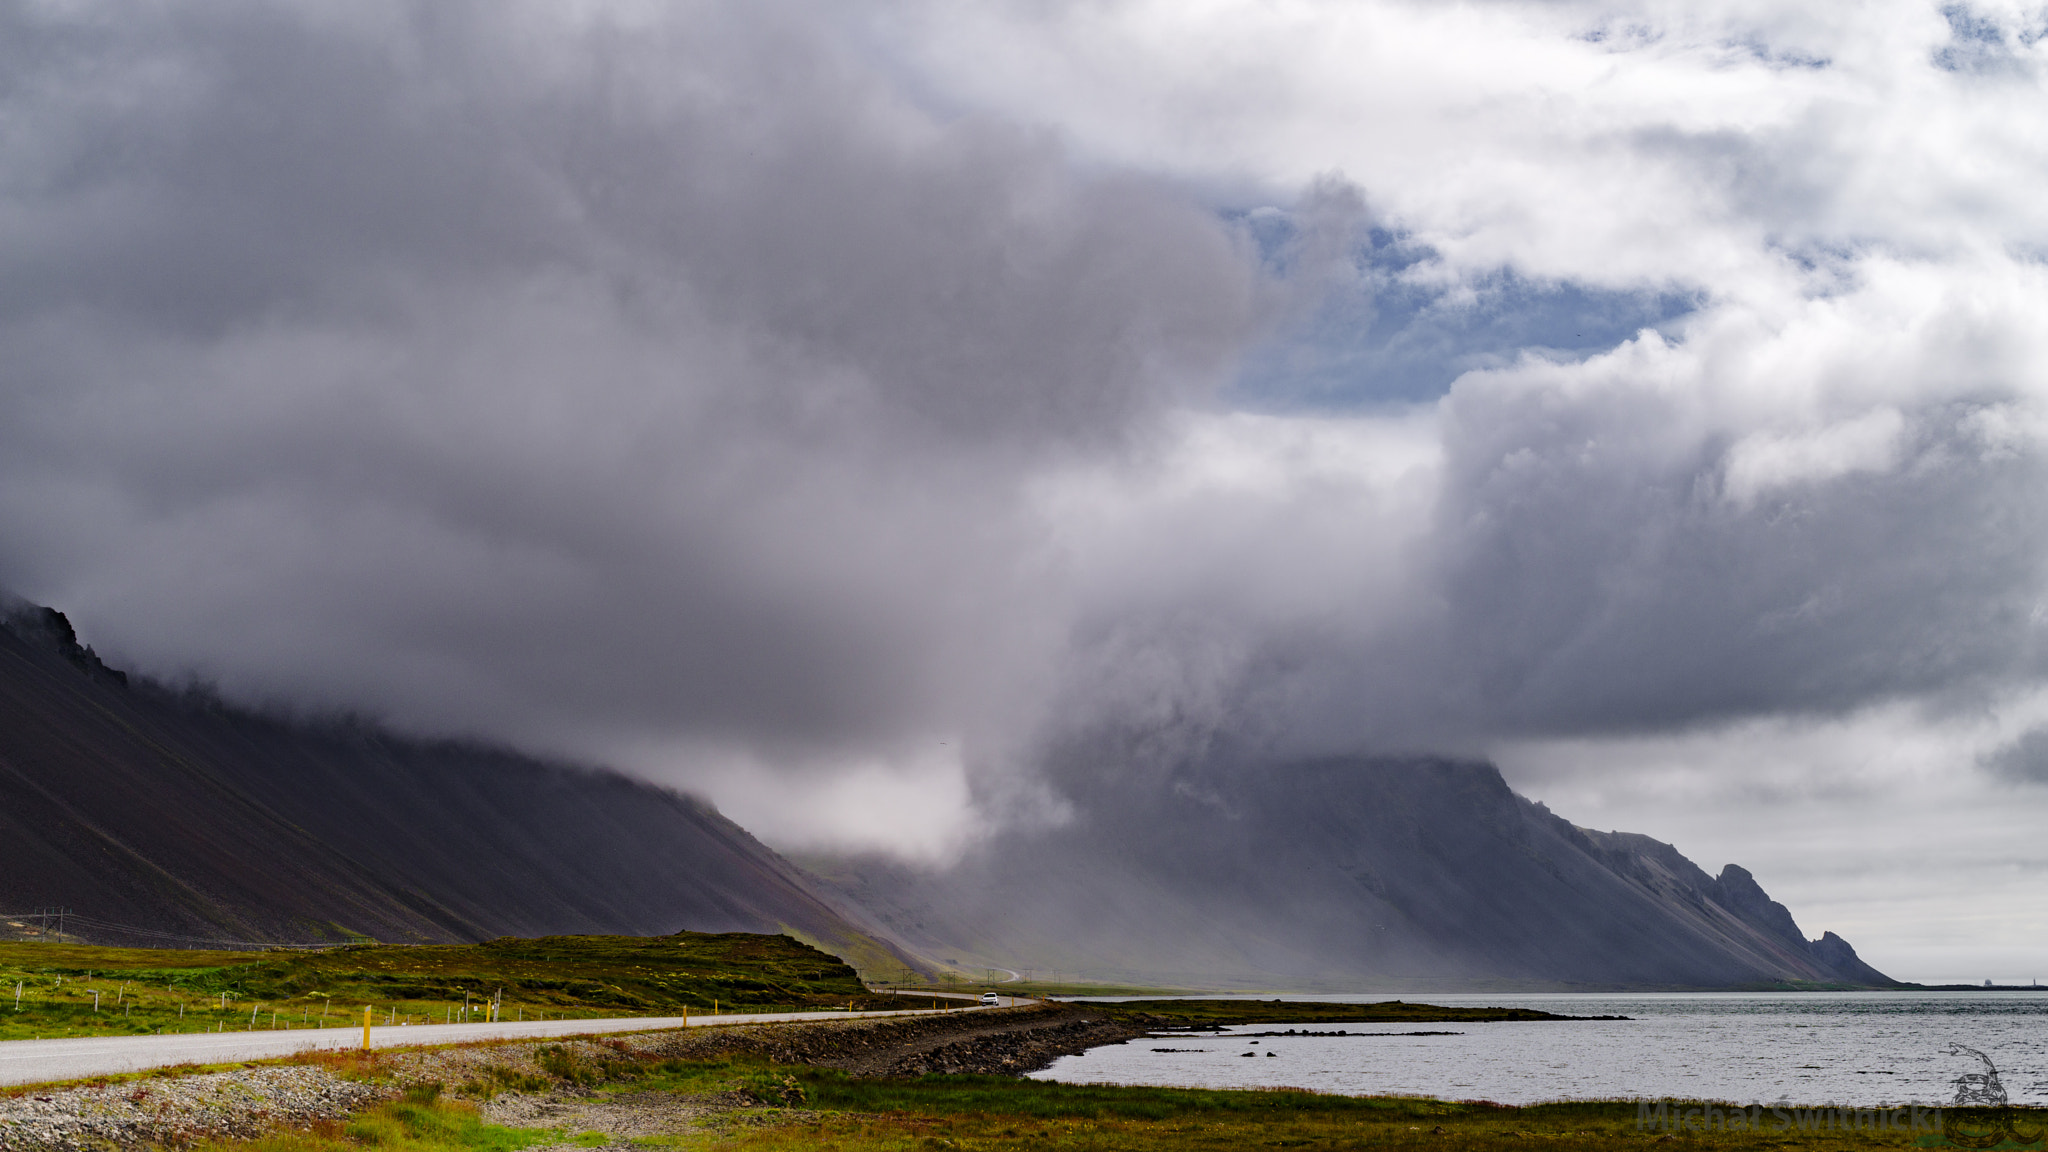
[{"left": 2, "top": 0, "right": 2047, "bottom": 982}]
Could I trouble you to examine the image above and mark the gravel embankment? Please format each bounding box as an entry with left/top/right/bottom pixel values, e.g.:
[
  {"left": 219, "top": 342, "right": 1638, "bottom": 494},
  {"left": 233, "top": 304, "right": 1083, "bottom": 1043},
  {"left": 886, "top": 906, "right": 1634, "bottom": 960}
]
[
  {"left": 0, "top": 1066, "right": 387, "bottom": 1152},
  {"left": 0, "top": 1003, "right": 1140, "bottom": 1150}
]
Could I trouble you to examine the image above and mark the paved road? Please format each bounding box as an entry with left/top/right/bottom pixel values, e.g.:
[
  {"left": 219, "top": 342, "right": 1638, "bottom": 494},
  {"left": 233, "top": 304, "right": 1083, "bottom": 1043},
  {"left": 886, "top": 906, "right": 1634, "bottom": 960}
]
[
  {"left": 0, "top": 1005, "right": 977, "bottom": 1087},
  {"left": 877, "top": 988, "right": 1034, "bottom": 1009}
]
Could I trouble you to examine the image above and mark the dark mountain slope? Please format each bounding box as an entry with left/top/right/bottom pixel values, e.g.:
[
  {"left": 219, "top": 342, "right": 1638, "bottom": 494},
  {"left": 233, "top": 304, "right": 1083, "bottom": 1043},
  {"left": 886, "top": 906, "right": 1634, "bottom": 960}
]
[
  {"left": 0, "top": 601, "right": 904, "bottom": 971},
  {"left": 805, "top": 758, "right": 1894, "bottom": 990}
]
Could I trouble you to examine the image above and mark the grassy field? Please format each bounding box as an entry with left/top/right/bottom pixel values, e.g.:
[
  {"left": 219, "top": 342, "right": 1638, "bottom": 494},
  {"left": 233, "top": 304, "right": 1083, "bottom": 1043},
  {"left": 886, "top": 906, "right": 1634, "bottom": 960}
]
[
  {"left": 718, "top": 1068, "right": 2009, "bottom": 1152},
  {"left": 180, "top": 1050, "right": 2026, "bottom": 1152},
  {"left": 0, "top": 932, "right": 916, "bottom": 1041}
]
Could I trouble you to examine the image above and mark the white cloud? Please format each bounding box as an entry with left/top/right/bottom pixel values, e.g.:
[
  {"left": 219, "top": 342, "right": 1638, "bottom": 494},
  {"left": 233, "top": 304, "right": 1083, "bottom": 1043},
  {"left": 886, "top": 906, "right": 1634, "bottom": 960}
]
[{"left": 1723, "top": 407, "right": 1903, "bottom": 506}]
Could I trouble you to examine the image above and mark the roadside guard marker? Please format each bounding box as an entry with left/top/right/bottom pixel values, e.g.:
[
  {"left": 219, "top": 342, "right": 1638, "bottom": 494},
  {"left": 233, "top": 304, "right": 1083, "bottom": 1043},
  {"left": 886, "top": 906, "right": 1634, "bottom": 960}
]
[{"left": 362, "top": 1005, "right": 372, "bottom": 1050}]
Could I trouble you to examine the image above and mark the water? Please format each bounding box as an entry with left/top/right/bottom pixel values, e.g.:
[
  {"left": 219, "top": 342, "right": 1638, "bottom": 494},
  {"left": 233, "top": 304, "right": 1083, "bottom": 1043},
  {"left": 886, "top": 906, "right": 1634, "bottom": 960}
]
[{"left": 1030, "top": 992, "right": 2048, "bottom": 1106}]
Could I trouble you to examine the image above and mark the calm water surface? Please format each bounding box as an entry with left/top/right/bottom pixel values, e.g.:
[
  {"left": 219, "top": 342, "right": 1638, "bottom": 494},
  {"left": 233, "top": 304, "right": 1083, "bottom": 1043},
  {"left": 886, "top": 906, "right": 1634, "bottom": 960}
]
[{"left": 1029, "top": 992, "right": 2048, "bottom": 1106}]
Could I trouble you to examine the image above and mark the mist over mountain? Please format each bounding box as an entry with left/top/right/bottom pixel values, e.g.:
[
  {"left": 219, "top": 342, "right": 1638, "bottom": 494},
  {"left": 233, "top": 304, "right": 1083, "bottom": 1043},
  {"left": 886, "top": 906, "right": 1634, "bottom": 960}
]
[
  {"left": 805, "top": 756, "right": 1894, "bottom": 990},
  {"left": 1, "top": 593, "right": 1888, "bottom": 990},
  {"left": 0, "top": 599, "right": 906, "bottom": 973}
]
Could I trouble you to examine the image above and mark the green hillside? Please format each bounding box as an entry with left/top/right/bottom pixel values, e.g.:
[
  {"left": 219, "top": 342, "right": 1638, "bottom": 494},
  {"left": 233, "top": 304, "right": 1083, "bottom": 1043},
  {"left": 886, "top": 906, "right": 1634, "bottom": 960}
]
[{"left": 0, "top": 931, "right": 906, "bottom": 1041}]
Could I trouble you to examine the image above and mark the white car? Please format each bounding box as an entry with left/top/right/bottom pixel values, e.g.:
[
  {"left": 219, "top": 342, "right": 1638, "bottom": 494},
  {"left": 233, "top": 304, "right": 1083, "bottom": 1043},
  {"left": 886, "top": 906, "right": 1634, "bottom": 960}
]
[{"left": 979, "top": 993, "right": 1001, "bottom": 1006}]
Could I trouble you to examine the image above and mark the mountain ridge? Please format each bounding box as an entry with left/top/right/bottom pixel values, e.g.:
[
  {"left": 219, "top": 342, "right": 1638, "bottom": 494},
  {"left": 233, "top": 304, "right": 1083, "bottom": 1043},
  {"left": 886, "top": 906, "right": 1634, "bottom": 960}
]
[
  {"left": 800, "top": 757, "right": 1896, "bottom": 990},
  {"left": 0, "top": 598, "right": 908, "bottom": 977}
]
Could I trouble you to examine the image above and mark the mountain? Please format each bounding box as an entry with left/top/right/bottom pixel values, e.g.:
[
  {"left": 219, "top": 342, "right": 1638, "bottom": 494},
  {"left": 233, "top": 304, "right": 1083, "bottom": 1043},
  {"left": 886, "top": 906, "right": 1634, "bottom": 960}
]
[
  {"left": 801, "top": 757, "right": 1896, "bottom": 990},
  {"left": 0, "top": 595, "right": 1889, "bottom": 990},
  {"left": 0, "top": 598, "right": 908, "bottom": 975}
]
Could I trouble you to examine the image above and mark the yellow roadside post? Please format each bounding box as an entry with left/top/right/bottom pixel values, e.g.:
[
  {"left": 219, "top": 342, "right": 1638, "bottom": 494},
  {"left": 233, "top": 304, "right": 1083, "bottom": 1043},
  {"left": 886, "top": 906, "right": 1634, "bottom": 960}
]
[{"left": 362, "top": 1005, "right": 372, "bottom": 1050}]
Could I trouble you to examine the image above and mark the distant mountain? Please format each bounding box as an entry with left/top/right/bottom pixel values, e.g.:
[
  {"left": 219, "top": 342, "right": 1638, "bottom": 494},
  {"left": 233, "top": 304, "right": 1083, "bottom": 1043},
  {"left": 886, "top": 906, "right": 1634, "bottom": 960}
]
[
  {"left": 0, "top": 598, "right": 908, "bottom": 975},
  {"left": 802, "top": 757, "right": 1896, "bottom": 990}
]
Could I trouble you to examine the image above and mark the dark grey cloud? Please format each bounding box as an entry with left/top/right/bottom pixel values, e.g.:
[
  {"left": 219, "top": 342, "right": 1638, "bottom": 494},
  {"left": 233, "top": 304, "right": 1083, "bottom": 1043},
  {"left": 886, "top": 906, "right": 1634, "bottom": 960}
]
[
  {"left": 1983, "top": 727, "right": 2048, "bottom": 783},
  {"left": 1426, "top": 381, "right": 2048, "bottom": 735},
  {"left": 0, "top": 0, "right": 1259, "bottom": 776}
]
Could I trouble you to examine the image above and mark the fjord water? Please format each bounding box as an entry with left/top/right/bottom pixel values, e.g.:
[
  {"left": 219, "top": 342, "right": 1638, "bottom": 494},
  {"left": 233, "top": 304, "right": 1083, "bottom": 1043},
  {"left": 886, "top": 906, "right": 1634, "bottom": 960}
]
[{"left": 1032, "top": 993, "right": 2048, "bottom": 1106}]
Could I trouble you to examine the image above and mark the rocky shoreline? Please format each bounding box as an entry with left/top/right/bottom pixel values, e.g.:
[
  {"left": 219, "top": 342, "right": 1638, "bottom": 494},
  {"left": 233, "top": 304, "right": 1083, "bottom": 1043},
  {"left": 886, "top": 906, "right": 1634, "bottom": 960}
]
[{"left": 624, "top": 1002, "right": 1144, "bottom": 1077}]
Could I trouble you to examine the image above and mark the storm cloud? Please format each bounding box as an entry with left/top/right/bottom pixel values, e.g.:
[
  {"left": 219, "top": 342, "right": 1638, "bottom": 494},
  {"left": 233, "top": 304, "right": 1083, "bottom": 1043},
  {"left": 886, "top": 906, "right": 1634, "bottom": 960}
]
[
  {"left": 0, "top": 0, "right": 1260, "bottom": 818},
  {"left": 5, "top": 0, "right": 2048, "bottom": 975}
]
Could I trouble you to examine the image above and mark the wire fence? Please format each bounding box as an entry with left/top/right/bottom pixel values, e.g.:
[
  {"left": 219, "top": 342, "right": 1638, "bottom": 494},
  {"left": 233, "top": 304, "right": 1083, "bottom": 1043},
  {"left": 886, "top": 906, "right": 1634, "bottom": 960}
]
[{"left": 0, "top": 909, "right": 351, "bottom": 951}]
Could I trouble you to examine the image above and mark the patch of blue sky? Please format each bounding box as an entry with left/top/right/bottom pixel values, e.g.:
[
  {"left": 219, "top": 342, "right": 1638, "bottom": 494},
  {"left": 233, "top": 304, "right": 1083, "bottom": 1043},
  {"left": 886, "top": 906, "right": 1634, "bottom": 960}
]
[
  {"left": 1723, "top": 38, "right": 1831, "bottom": 70},
  {"left": 1931, "top": 4, "right": 2044, "bottom": 72},
  {"left": 1225, "top": 220, "right": 1699, "bottom": 412}
]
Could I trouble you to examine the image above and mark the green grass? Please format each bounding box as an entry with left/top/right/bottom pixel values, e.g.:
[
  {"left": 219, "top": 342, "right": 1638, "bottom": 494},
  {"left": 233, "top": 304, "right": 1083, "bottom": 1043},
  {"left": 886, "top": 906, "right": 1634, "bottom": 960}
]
[
  {"left": 0, "top": 932, "right": 910, "bottom": 1041},
  {"left": 705, "top": 1101, "right": 2027, "bottom": 1152},
  {"left": 656, "top": 1062, "right": 2040, "bottom": 1152},
  {"left": 791, "top": 1068, "right": 1446, "bottom": 1120}
]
